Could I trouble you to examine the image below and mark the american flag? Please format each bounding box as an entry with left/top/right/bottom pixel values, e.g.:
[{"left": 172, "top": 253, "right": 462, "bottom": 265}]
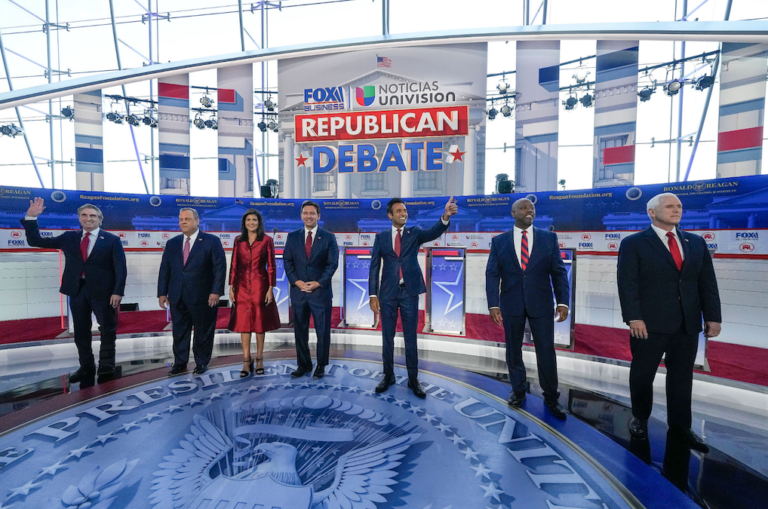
[{"left": 377, "top": 56, "right": 391, "bottom": 68}]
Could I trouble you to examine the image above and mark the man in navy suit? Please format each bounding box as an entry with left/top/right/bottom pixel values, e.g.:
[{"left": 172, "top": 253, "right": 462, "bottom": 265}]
[
  {"left": 283, "top": 201, "right": 339, "bottom": 379},
  {"left": 618, "top": 192, "right": 721, "bottom": 453},
  {"left": 485, "top": 198, "right": 570, "bottom": 419},
  {"left": 22, "top": 197, "right": 127, "bottom": 386},
  {"left": 368, "top": 197, "right": 458, "bottom": 398},
  {"left": 158, "top": 208, "right": 226, "bottom": 376}
]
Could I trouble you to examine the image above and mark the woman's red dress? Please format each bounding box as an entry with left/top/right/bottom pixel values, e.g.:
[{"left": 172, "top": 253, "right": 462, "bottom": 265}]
[{"left": 228, "top": 235, "right": 281, "bottom": 333}]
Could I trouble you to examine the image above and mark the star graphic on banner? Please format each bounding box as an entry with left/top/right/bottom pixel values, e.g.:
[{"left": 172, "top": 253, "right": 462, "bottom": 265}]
[
  {"left": 7, "top": 480, "right": 42, "bottom": 499},
  {"left": 143, "top": 412, "right": 163, "bottom": 422},
  {"left": 352, "top": 261, "right": 360, "bottom": 269},
  {"left": 315, "top": 382, "right": 329, "bottom": 389},
  {"left": 227, "top": 388, "right": 241, "bottom": 397},
  {"left": 38, "top": 461, "right": 68, "bottom": 477},
  {"left": 208, "top": 393, "right": 223, "bottom": 401},
  {"left": 362, "top": 261, "right": 370, "bottom": 268},
  {"left": 348, "top": 278, "right": 371, "bottom": 311},
  {"left": 393, "top": 399, "right": 408, "bottom": 407},
  {"left": 330, "top": 384, "right": 345, "bottom": 391},
  {"left": 296, "top": 153, "right": 309, "bottom": 167},
  {"left": 188, "top": 397, "right": 204, "bottom": 407},
  {"left": 362, "top": 389, "right": 376, "bottom": 396},
  {"left": 166, "top": 404, "right": 184, "bottom": 413},
  {"left": 480, "top": 481, "right": 504, "bottom": 501},
  {"left": 462, "top": 448, "right": 480, "bottom": 461},
  {"left": 379, "top": 393, "right": 394, "bottom": 401},
  {"left": 346, "top": 386, "right": 361, "bottom": 393},
  {"left": 263, "top": 383, "right": 276, "bottom": 391},
  {"left": 409, "top": 406, "right": 423, "bottom": 414},
  {"left": 282, "top": 382, "right": 295, "bottom": 389},
  {"left": 449, "top": 147, "right": 466, "bottom": 163},
  {"left": 422, "top": 413, "right": 437, "bottom": 423},
  {"left": 554, "top": 331, "right": 565, "bottom": 343},
  {"left": 436, "top": 422, "right": 452, "bottom": 433},
  {"left": 247, "top": 385, "right": 261, "bottom": 394},
  {"left": 435, "top": 262, "right": 464, "bottom": 317},
  {"left": 299, "top": 382, "right": 311, "bottom": 389},
  {"left": 91, "top": 433, "right": 117, "bottom": 446},
  {"left": 118, "top": 421, "right": 141, "bottom": 433},
  {"left": 448, "top": 434, "right": 466, "bottom": 446},
  {"left": 449, "top": 263, "right": 458, "bottom": 271},
  {"left": 66, "top": 445, "right": 94, "bottom": 461},
  {"left": 471, "top": 463, "right": 493, "bottom": 479},
  {"left": 311, "top": 446, "right": 322, "bottom": 453}
]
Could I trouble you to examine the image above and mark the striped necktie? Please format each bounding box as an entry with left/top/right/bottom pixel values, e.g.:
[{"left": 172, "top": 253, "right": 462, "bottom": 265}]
[{"left": 521, "top": 230, "right": 529, "bottom": 271}]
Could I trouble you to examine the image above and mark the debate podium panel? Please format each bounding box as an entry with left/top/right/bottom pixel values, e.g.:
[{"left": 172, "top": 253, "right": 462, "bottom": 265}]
[{"left": 425, "top": 247, "right": 466, "bottom": 335}]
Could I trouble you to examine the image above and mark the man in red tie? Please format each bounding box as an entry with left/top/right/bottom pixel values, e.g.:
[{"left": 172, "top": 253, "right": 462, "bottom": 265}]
[
  {"left": 283, "top": 201, "right": 339, "bottom": 379},
  {"left": 485, "top": 198, "right": 570, "bottom": 419},
  {"left": 22, "top": 198, "right": 126, "bottom": 387},
  {"left": 618, "top": 192, "right": 722, "bottom": 453}
]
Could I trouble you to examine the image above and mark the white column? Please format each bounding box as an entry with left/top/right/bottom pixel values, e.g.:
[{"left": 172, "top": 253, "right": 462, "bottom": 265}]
[
  {"left": 281, "top": 135, "right": 293, "bottom": 199},
  {"left": 337, "top": 172, "right": 350, "bottom": 198},
  {"left": 462, "top": 127, "right": 477, "bottom": 196},
  {"left": 400, "top": 169, "right": 413, "bottom": 198},
  {"left": 301, "top": 143, "right": 311, "bottom": 198}
]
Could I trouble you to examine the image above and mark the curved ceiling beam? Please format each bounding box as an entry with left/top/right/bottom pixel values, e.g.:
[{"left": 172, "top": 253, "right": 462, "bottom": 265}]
[{"left": 1, "top": 21, "right": 767, "bottom": 110}]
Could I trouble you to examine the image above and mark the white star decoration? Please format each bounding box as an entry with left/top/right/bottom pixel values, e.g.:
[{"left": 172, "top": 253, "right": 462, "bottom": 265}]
[
  {"left": 471, "top": 463, "right": 492, "bottom": 479},
  {"left": 434, "top": 262, "right": 465, "bottom": 317},
  {"left": 143, "top": 412, "right": 162, "bottom": 422},
  {"left": 37, "top": 461, "right": 67, "bottom": 477},
  {"left": 7, "top": 480, "right": 41, "bottom": 498},
  {"left": 480, "top": 481, "right": 504, "bottom": 501}
]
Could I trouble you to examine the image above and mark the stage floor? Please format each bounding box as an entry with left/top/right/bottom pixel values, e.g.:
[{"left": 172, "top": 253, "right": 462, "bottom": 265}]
[{"left": 1, "top": 337, "right": 767, "bottom": 508}]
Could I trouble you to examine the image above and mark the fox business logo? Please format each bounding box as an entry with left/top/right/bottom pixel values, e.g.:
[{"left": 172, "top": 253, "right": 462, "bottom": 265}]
[
  {"left": 579, "top": 242, "right": 593, "bottom": 249},
  {"left": 707, "top": 243, "right": 718, "bottom": 250},
  {"left": 604, "top": 233, "right": 620, "bottom": 240},
  {"left": 702, "top": 232, "right": 716, "bottom": 241},
  {"left": 7, "top": 239, "right": 25, "bottom": 246},
  {"left": 304, "top": 86, "right": 345, "bottom": 111},
  {"left": 740, "top": 242, "right": 756, "bottom": 253},
  {"left": 736, "top": 232, "right": 759, "bottom": 240},
  {"left": 581, "top": 233, "right": 592, "bottom": 241},
  {"left": 40, "top": 231, "right": 53, "bottom": 237},
  {"left": 121, "top": 240, "right": 129, "bottom": 247},
  {"left": 139, "top": 233, "right": 151, "bottom": 238},
  {"left": 220, "top": 233, "right": 231, "bottom": 239}
]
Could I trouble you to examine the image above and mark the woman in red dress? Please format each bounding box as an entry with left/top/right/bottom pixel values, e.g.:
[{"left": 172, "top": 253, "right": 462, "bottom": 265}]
[{"left": 228, "top": 209, "right": 281, "bottom": 377}]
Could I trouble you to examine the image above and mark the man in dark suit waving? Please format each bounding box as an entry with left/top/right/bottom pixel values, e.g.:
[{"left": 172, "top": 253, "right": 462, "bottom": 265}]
[
  {"left": 485, "top": 198, "right": 570, "bottom": 419},
  {"left": 283, "top": 201, "right": 339, "bottom": 379},
  {"left": 158, "top": 208, "right": 226, "bottom": 376},
  {"left": 22, "top": 197, "right": 127, "bottom": 386},
  {"left": 618, "top": 192, "right": 721, "bottom": 452},
  {"left": 368, "top": 197, "right": 457, "bottom": 398}
]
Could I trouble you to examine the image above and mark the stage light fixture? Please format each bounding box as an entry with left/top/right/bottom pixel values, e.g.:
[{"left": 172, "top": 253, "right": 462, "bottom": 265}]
[
  {"left": 264, "top": 97, "right": 275, "bottom": 111},
  {"left": 497, "top": 81, "right": 509, "bottom": 95},
  {"left": 664, "top": 79, "right": 683, "bottom": 96},
  {"left": 638, "top": 86, "right": 655, "bottom": 102},
  {"left": 126, "top": 114, "right": 141, "bottom": 127},
  {"left": 573, "top": 67, "right": 589, "bottom": 84},
  {"left": 487, "top": 106, "right": 497, "bottom": 120},
  {"left": 61, "top": 106, "right": 74, "bottom": 120},
  {"left": 106, "top": 112, "right": 124, "bottom": 124},
  {"left": 200, "top": 95, "right": 214, "bottom": 108},
  {"left": 204, "top": 117, "right": 218, "bottom": 130},
  {"left": 257, "top": 120, "right": 267, "bottom": 132},
  {"left": 563, "top": 95, "right": 578, "bottom": 110},
  {"left": 0, "top": 124, "right": 24, "bottom": 137},
  {"left": 142, "top": 112, "right": 158, "bottom": 128},
  {"left": 193, "top": 114, "right": 205, "bottom": 130},
  {"left": 500, "top": 104, "right": 512, "bottom": 117},
  {"left": 694, "top": 75, "right": 714, "bottom": 91},
  {"left": 267, "top": 120, "right": 277, "bottom": 131},
  {"left": 579, "top": 93, "right": 594, "bottom": 108}
]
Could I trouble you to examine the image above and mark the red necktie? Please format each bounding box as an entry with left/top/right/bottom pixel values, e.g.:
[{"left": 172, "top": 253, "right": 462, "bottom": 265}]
[
  {"left": 305, "top": 230, "right": 313, "bottom": 259},
  {"left": 183, "top": 236, "right": 191, "bottom": 265},
  {"left": 666, "top": 232, "right": 683, "bottom": 270},
  {"left": 80, "top": 232, "right": 90, "bottom": 277},
  {"left": 520, "top": 230, "right": 529, "bottom": 271},
  {"left": 395, "top": 228, "right": 403, "bottom": 280}
]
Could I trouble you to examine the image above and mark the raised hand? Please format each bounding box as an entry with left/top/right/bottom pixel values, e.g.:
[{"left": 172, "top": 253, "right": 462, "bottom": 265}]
[
  {"left": 26, "top": 197, "right": 46, "bottom": 217},
  {"left": 444, "top": 196, "right": 458, "bottom": 218}
]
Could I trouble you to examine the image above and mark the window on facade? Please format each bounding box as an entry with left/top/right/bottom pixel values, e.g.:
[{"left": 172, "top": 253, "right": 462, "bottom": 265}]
[
  {"left": 416, "top": 170, "right": 439, "bottom": 191},
  {"left": 597, "top": 135, "right": 629, "bottom": 181},
  {"left": 245, "top": 158, "right": 254, "bottom": 192},
  {"left": 314, "top": 174, "right": 332, "bottom": 192},
  {"left": 363, "top": 173, "right": 385, "bottom": 191}
]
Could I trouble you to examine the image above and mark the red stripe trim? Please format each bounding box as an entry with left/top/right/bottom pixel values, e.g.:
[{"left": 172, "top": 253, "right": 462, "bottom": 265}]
[
  {"left": 432, "top": 250, "right": 460, "bottom": 256},
  {"left": 603, "top": 145, "right": 636, "bottom": 165},
  {"left": 718, "top": 126, "right": 764, "bottom": 152},
  {"left": 346, "top": 249, "right": 371, "bottom": 255},
  {"left": 217, "top": 89, "right": 236, "bottom": 103},
  {"left": 158, "top": 83, "right": 189, "bottom": 99}
]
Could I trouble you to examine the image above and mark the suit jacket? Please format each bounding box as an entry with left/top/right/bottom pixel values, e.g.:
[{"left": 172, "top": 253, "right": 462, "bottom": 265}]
[
  {"left": 369, "top": 218, "right": 449, "bottom": 300},
  {"left": 157, "top": 231, "right": 226, "bottom": 305},
  {"left": 617, "top": 226, "right": 721, "bottom": 334},
  {"left": 21, "top": 219, "right": 127, "bottom": 299},
  {"left": 282, "top": 227, "right": 339, "bottom": 303},
  {"left": 485, "top": 226, "right": 569, "bottom": 318}
]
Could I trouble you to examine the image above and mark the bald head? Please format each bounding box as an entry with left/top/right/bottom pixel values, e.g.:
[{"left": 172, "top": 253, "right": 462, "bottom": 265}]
[
  {"left": 512, "top": 198, "right": 533, "bottom": 212},
  {"left": 511, "top": 198, "right": 535, "bottom": 229}
]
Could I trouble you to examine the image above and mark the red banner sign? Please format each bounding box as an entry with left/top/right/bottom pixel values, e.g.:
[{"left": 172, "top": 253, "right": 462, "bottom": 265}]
[{"left": 295, "top": 105, "right": 469, "bottom": 143}]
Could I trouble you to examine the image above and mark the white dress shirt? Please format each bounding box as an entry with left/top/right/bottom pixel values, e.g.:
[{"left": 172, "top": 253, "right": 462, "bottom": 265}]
[
  {"left": 25, "top": 216, "right": 99, "bottom": 256},
  {"left": 304, "top": 225, "right": 318, "bottom": 245},
  {"left": 651, "top": 224, "right": 685, "bottom": 261},
  {"left": 183, "top": 229, "right": 200, "bottom": 255}
]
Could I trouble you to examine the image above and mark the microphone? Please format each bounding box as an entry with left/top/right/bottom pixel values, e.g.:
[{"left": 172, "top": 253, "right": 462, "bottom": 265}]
[
  {"left": 357, "top": 228, "right": 362, "bottom": 234},
  {"left": 273, "top": 227, "right": 278, "bottom": 234},
  {"left": 548, "top": 226, "right": 555, "bottom": 232}
]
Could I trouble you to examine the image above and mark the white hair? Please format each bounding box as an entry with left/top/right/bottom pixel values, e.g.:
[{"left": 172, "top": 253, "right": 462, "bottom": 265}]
[
  {"left": 179, "top": 207, "right": 199, "bottom": 220},
  {"left": 646, "top": 192, "right": 679, "bottom": 219}
]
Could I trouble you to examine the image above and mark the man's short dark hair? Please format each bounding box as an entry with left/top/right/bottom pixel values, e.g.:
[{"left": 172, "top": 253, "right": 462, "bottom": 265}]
[
  {"left": 387, "top": 198, "right": 405, "bottom": 215},
  {"left": 301, "top": 200, "right": 321, "bottom": 215}
]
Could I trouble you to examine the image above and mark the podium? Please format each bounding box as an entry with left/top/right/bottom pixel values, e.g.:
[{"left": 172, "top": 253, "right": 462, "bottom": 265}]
[
  {"left": 273, "top": 248, "right": 292, "bottom": 326},
  {"left": 424, "top": 247, "right": 466, "bottom": 335},
  {"left": 341, "top": 247, "right": 376, "bottom": 328}
]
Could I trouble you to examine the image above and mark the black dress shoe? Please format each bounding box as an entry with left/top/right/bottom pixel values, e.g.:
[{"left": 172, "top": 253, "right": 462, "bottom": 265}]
[
  {"left": 168, "top": 364, "right": 187, "bottom": 376},
  {"left": 408, "top": 378, "right": 427, "bottom": 399},
  {"left": 97, "top": 365, "right": 121, "bottom": 384},
  {"left": 313, "top": 365, "right": 325, "bottom": 379},
  {"left": 291, "top": 365, "right": 312, "bottom": 378},
  {"left": 545, "top": 399, "right": 567, "bottom": 420},
  {"left": 193, "top": 365, "right": 208, "bottom": 375},
  {"left": 628, "top": 417, "right": 648, "bottom": 438},
  {"left": 70, "top": 366, "right": 95, "bottom": 384},
  {"left": 507, "top": 392, "right": 527, "bottom": 407},
  {"left": 97, "top": 365, "right": 115, "bottom": 377},
  {"left": 683, "top": 429, "right": 710, "bottom": 453},
  {"left": 375, "top": 375, "right": 397, "bottom": 393}
]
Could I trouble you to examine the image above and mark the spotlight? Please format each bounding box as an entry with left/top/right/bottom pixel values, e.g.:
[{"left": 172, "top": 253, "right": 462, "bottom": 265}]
[
  {"left": 200, "top": 95, "right": 214, "bottom": 108},
  {"left": 204, "top": 117, "right": 218, "bottom": 130},
  {"left": 487, "top": 106, "right": 497, "bottom": 120},
  {"left": 0, "top": 124, "right": 24, "bottom": 137},
  {"left": 61, "top": 106, "right": 74, "bottom": 120},
  {"left": 638, "top": 86, "right": 655, "bottom": 102},
  {"left": 573, "top": 67, "right": 589, "bottom": 84},
  {"left": 126, "top": 114, "right": 141, "bottom": 127},
  {"left": 106, "top": 112, "right": 124, "bottom": 124},
  {"left": 579, "top": 93, "right": 593, "bottom": 108},
  {"left": 264, "top": 97, "right": 275, "bottom": 111},
  {"left": 497, "top": 81, "right": 509, "bottom": 95},
  {"left": 500, "top": 104, "right": 512, "bottom": 117},
  {"left": 193, "top": 114, "right": 205, "bottom": 130},
  {"left": 694, "top": 75, "right": 714, "bottom": 91},
  {"left": 257, "top": 120, "right": 267, "bottom": 132},
  {"left": 267, "top": 120, "right": 277, "bottom": 131},
  {"left": 142, "top": 112, "right": 158, "bottom": 128},
  {"left": 563, "top": 95, "right": 578, "bottom": 110},
  {"left": 664, "top": 80, "right": 683, "bottom": 96}
]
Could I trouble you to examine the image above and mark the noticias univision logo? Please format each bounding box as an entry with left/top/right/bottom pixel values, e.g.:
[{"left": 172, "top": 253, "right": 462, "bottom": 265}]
[{"left": 356, "top": 86, "right": 375, "bottom": 107}]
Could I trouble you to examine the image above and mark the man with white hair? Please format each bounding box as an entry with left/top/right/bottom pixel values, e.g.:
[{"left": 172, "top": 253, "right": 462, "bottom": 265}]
[{"left": 617, "top": 192, "right": 721, "bottom": 453}]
